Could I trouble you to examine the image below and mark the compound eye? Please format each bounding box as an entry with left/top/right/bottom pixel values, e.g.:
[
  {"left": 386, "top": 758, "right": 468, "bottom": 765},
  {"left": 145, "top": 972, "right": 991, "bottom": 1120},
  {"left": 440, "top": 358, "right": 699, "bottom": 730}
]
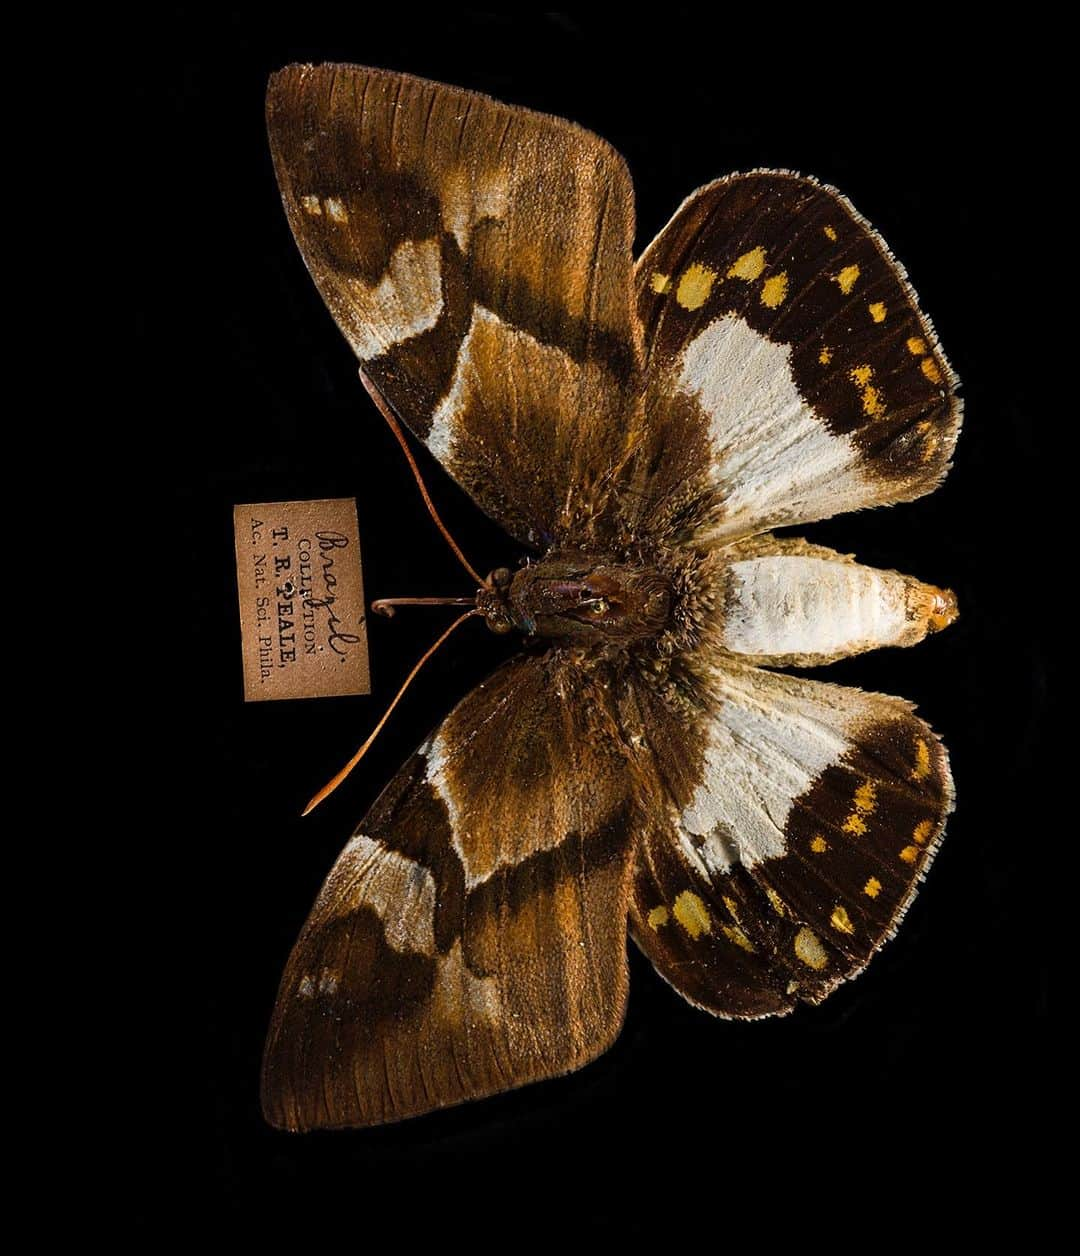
[{"left": 490, "top": 567, "right": 512, "bottom": 589}]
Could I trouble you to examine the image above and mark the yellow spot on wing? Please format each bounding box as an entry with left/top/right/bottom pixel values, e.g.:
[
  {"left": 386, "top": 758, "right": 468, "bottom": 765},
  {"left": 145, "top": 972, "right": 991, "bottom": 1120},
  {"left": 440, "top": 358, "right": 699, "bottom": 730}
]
[
  {"left": 824, "top": 225, "right": 838, "bottom": 241},
  {"left": 864, "top": 877, "right": 882, "bottom": 898},
  {"left": 819, "top": 347, "right": 832, "bottom": 365},
  {"left": 842, "top": 778, "right": 877, "bottom": 835},
  {"left": 836, "top": 264, "right": 860, "bottom": 294},
  {"left": 854, "top": 781, "right": 877, "bottom": 813},
  {"left": 907, "top": 336, "right": 928, "bottom": 355},
  {"left": 921, "top": 357, "right": 943, "bottom": 384},
  {"left": 913, "top": 819, "right": 935, "bottom": 846},
  {"left": 300, "top": 195, "right": 322, "bottom": 216},
  {"left": 810, "top": 835, "right": 828, "bottom": 853},
  {"left": 794, "top": 927, "right": 828, "bottom": 970},
  {"left": 676, "top": 264, "right": 717, "bottom": 310},
  {"left": 728, "top": 247, "right": 766, "bottom": 280},
  {"left": 647, "top": 905, "right": 669, "bottom": 929},
  {"left": 900, "top": 845, "right": 920, "bottom": 864},
  {"left": 722, "top": 895, "right": 741, "bottom": 922},
  {"left": 324, "top": 197, "right": 349, "bottom": 223},
  {"left": 831, "top": 905, "right": 855, "bottom": 934},
  {"left": 673, "top": 890, "right": 712, "bottom": 939},
  {"left": 849, "top": 365, "right": 885, "bottom": 418},
  {"left": 765, "top": 887, "right": 787, "bottom": 917},
  {"left": 869, "top": 302, "right": 887, "bottom": 323},
  {"left": 912, "top": 739, "right": 932, "bottom": 781},
  {"left": 650, "top": 272, "right": 672, "bottom": 294},
  {"left": 722, "top": 925, "right": 756, "bottom": 953},
  {"left": 761, "top": 273, "right": 789, "bottom": 307},
  {"left": 862, "top": 387, "right": 885, "bottom": 417}
]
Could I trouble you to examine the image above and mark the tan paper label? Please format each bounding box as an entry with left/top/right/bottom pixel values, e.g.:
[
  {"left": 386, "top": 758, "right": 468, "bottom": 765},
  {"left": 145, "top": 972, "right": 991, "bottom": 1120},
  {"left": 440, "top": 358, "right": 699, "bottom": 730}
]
[{"left": 233, "top": 499, "right": 371, "bottom": 702}]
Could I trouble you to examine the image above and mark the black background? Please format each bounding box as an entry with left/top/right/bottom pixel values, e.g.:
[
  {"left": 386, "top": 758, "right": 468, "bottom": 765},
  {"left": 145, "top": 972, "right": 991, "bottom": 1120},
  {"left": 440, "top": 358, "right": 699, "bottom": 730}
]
[{"left": 151, "top": 10, "right": 1047, "bottom": 1231}]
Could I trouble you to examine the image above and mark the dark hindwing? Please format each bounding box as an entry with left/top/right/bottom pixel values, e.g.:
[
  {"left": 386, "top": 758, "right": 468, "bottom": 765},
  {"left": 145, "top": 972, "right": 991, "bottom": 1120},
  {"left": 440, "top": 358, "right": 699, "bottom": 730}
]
[
  {"left": 266, "top": 64, "right": 643, "bottom": 550},
  {"left": 627, "top": 171, "right": 961, "bottom": 543},
  {"left": 261, "top": 654, "right": 635, "bottom": 1130},
  {"left": 625, "top": 665, "right": 953, "bottom": 1016}
]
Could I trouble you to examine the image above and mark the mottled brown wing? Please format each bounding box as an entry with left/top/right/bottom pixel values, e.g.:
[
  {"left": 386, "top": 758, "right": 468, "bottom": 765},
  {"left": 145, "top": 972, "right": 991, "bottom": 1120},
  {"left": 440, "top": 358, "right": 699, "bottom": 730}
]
[
  {"left": 623, "top": 172, "right": 961, "bottom": 544},
  {"left": 262, "top": 654, "right": 635, "bottom": 1130},
  {"left": 621, "top": 663, "right": 953, "bottom": 1017},
  {"left": 266, "top": 64, "right": 643, "bottom": 550}
]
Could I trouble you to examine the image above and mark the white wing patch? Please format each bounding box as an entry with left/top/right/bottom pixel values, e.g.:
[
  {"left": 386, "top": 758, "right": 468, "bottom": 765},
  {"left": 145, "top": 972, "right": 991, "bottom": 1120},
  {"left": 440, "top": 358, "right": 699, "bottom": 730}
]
[
  {"left": 678, "top": 667, "right": 875, "bottom": 871},
  {"left": 338, "top": 238, "right": 444, "bottom": 361},
  {"left": 319, "top": 833, "right": 437, "bottom": 955},
  {"left": 428, "top": 304, "right": 578, "bottom": 471},
  {"left": 722, "top": 555, "right": 912, "bottom": 661},
  {"left": 676, "top": 315, "right": 874, "bottom": 539},
  {"left": 440, "top": 167, "right": 510, "bottom": 252}
]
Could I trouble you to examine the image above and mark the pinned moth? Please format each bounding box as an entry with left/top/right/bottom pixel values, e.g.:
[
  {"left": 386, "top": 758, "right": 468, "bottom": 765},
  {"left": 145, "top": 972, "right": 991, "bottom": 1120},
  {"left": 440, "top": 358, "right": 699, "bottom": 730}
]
[{"left": 262, "top": 63, "right": 961, "bottom": 1131}]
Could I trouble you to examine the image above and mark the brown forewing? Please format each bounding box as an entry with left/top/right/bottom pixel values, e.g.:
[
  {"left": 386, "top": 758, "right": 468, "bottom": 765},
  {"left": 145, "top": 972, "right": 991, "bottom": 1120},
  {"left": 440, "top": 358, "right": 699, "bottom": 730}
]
[
  {"left": 261, "top": 653, "right": 636, "bottom": 1130},
  {"left": 266, "top": 64, "right": 644, "bottom": 549}
]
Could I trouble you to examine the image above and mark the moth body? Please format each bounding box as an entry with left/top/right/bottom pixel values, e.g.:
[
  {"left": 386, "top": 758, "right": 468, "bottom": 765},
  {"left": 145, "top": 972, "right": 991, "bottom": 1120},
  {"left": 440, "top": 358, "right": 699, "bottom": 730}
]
[
  {"left": 483, "top": 552, "right": 672, "bottom": 643},
  {"left": 262, "top": 63, "right": 962, "bottom": 1131}
]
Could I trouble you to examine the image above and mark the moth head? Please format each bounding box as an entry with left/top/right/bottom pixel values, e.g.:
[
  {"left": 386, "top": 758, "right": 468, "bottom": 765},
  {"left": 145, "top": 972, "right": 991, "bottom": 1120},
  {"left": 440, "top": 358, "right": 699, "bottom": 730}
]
[
  {"left": 477, "top": 568, "right": 516, "bottom": 634},
  {"left": 504, "top": 553, "right": 671, "bottom": 643}
]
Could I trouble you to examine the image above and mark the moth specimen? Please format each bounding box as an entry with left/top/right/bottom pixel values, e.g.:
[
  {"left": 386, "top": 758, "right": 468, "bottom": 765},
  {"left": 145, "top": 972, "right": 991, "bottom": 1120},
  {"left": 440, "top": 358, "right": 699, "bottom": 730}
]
[{"left": 261, "top": 63, "right": 961, "bottom": 1130}]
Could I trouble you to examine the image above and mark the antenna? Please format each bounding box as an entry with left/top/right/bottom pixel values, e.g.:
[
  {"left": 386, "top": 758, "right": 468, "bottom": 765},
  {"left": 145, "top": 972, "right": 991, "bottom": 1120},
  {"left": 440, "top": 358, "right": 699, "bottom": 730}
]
[
  {"left": 359, "top": 369, "right": 484, "bottom": 587},
  {"left": 302, "top": 609, "right": 481, "bottom": 816}
]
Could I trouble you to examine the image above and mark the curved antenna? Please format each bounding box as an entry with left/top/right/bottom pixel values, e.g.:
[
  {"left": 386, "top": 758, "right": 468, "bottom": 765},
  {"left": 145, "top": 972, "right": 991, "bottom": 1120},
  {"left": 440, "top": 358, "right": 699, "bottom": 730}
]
[
  {"left": 301, "top": 609, "right": 481, "bottom": 817},
  {"left": 371, "top": 595, "right": 476, "bottom": 618},
  {"left": 359, "top": 369, "right": 485, "bottom": 587}
]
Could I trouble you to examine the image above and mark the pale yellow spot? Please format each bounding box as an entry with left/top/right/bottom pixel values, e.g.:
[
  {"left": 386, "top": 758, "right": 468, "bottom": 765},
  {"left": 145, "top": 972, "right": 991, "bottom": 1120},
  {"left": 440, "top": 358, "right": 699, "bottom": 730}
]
[
  {"left": 921, "top": 357, "right": 943, "bottom": 384},
  {"left": 722, "top": 924, "right": 756, "bottom": 953},
  {"left": 869, "top": 301, "right": 887, "bottom": 323},
  {"left": 722, "top": 895, "right": 741, "bottom": 922},
  {"left": 912, "top": 738, "right": 932, "bottom": 781},
  {"left": 907, "top": 336, "right": 928, "bottom": 355},
  {"left": 863, "top": 386, "right": 885, "bottom": 417},
  {"left": 673, "top": 890, "right": 712, "bottom": 939},
  {"left": 854, "top": 781, "right": 878, "bottom": 814},
  {"left": 842, "top": 778, "right": 877, "bottom": 836},
  {"left": 864, "top": 877, "right": 883, "bottom": 899},
  {"left": 647, "top": 905, "right": 670, "bottom": 930},
  {"left": 850, "top": 365, "right": 884, "bottom": 418},
  {"left": 835, "top": 264, "right": 860, "bottom": 294},
  {"left": 650, "top": 271, "right": 672, "bottom": 295},
  {"left": 300, "top": 195, "right": 322, "bottom": 216},
  {"left": 900, "top": 845, "right": 920, "bottom": 864},
  {"left": 819, "top": 346, "right": 833, "bottom": 365},
  {"left": 794, "top": 927, "right": 828, "bottom": 970},
  {"left": 913, "top": 819, "right": 935, "bottom": 846},
  {"left": 728, "top": 247, "right": 766, "bottom": 281},
  {"left": 786, "top": 979, "right": 800, "bottom": 994},
  {"left": 324, "top": 197, "right": 349, "bottom": 223},
  {"left": 765, "top": 886, "right": 787, "bottom": 917},
  {"left": 824, "top": 225, "right": 838, "bottom": 241},
  {"left": 676, "top": 263, "right": 717, "bottom": 310},
  {"left": 810, "top": 835, "right": 829, "bottom": 854},
  {"left": 761, "top": 273, "right": 789, "bottom": 308},
  {"left": 831, "top": 905, "right": 855, "bottom": 935}
]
